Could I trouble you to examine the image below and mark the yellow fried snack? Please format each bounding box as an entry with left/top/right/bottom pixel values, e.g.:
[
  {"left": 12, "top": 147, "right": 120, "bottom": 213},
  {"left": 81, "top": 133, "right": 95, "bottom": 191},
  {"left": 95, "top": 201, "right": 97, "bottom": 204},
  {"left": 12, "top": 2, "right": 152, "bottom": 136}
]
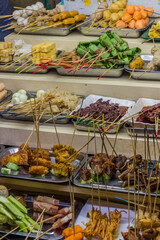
[
  {"left": 129, "top": 57, "right": 145, "bottom": 69},
  {"left": 1, "top": 150, "right": 28, "bottom": 166},
  {"left": 30, "top": 158, "right": 51, "bottom": 169},
  {"left": 29, "top": 166, "right": 49, "bottom": 176},
  {"left": 149, "top": 23, "right": 160, "bottom": 39},
  {"left": 52, "top": 144, "right": 79, "bottom": 163},
  {"left": 52, "top": 162, "right": 74, "bottom": 176}
]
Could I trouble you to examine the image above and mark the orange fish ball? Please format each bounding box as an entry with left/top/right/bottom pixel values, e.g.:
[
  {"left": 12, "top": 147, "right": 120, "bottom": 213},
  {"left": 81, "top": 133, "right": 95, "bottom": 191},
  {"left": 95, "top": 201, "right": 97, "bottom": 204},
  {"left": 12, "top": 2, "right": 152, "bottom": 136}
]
[
  {"left": 126, "top": 5, "right": 135, "bottom": 14},
  {"left": 134, "top": 5, "right": 140, "bottom": 11},
  {"left": 135, "top": 19, "right": 145, "bottom": 29},
  {"left": 141, "top": 10, "right": 148, "bottom": 19},
  {"left": 116, "top": 20, "right": 127, "bottom": 28},
  {"left": 145, "top": 17, "right": 149, "bottom": 26},
  {"left": 128, "top": 19, "right": 136, "bottom": 29},
  {"left": 139, "top": 5, "right": 145, "bottom": 10},
  {"left": 122, "top": 12, "right": 132, "bottom": 22},
  {"left": 145, "top": 7, "right": 154, "bottom": 17},
  {"left": 133, "top": 11, "right": 142, "bottom": 20}
]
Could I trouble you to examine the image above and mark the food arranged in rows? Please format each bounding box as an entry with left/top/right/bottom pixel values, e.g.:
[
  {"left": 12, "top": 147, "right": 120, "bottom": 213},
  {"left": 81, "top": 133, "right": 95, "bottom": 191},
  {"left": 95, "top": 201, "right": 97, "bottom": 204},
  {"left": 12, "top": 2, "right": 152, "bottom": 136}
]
[
  {"left": 6, "top": 1, "right": 87, "bottom": 35},
  {"left": 0, "top": 142, "right": 84, "bottom": 181},
  {"left": 74, "top": 152, "right": 160, "bottom": 194},
  {"left": 37, "top": 32, "right": 141, "bottom": 79},
  {"left": 0, "top": 88, "right": 81, "bottom": 123},
  {"left": 0, "top": 40, "right": 58, "bottom": 73},
  {"left": 78, "top": 1, "right": 154, "bottom": 37},
  {"left": 0, "top": 187, "right": 82, "bottom": 239},
  {"left": 125, "top": 45, "right": 160, "bottom": 80}
]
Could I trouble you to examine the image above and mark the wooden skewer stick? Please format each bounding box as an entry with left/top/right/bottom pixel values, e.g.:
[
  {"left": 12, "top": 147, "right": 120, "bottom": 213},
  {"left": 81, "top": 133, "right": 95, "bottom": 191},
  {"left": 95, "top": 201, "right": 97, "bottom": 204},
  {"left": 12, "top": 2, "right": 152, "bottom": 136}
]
[
  {"left": 128, "top": 161, "right": 131, "bottom": 240},
  {"left": 85, "top": 127, "right": 90, "bottom": 169},
  {"left": 98, "top": 63, "right": 117, "bottom": 80},
  {"left": 0, "top": 226, "right": 19, "bottom": 240},
  {"left": 97, "top": 171, "right": 101, "bottom": 212},
  {"left": 49, "top": 101, "right": 60, "bottom": 145},
  {"left": 68, "top": 136, "right": 94, "bottom": 163},
  {"left": 112, "top": 124, "right": 119, "bottom": 156},
  {"left": 129, "top": 67, "right": 135, "bottom": 80},
  {"left": 25, "top": 209, "right": 46, "bottom": 240},
  {"left": 93, "top": 121, "right": 97, "bottom": 155},
  {"left": 103, "top": 171, "right": 110, "bottom": 218},
  {"left": 91, "top": 163, "right": 94, "bottom": 221}
]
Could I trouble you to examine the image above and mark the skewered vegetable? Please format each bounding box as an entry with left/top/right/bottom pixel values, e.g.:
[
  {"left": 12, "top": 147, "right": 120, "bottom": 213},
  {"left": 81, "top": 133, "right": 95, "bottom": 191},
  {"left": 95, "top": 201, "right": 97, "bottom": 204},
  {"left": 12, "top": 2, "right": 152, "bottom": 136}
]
[{"left": 0, "top": 195, "right": 38, "bottom": 232}]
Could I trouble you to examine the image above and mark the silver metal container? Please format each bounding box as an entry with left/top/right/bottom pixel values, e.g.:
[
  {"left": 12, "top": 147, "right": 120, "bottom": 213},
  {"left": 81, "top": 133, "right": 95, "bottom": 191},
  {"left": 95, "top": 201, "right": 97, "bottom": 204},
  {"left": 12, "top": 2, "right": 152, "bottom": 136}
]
[
  {"left": 0, "top": 91, "right": 82, "bottom": 124},
  {"left": 124, "top": 54, "right": 160, "bottom": 80},
  {"left": 0, "top": 147, "right": 86, "bottom": 184},
  {"left": 14, "top": 25, "right": 75, "bottom": 36},
  {"left": 56, "top": 66, "right": 124, "bottom": 78},
  {"left": 0, "top": 64, "right": 48, "bottom": 73},
  {"left": 72, "top": 119, "right": 122, "bottom": 134},
  {"left": 124, "top": 122, "right": 160, "bottom": 138},
  {"left": 78, "top": 19, "right": 154, "bottom": 38},
  {"left": 73, "top": 158, "right": 160, "bottom": 196}
]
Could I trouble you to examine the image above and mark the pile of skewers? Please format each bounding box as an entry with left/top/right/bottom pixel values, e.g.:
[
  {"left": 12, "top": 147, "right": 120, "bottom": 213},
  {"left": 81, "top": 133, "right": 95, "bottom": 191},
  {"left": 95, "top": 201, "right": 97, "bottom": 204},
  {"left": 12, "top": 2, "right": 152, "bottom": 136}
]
[
  {"left": 1, "top": 2, "right": 86, "bottom": 34},
  {"left": 38, "top": 32, "right": 141, "bottom": 79}
]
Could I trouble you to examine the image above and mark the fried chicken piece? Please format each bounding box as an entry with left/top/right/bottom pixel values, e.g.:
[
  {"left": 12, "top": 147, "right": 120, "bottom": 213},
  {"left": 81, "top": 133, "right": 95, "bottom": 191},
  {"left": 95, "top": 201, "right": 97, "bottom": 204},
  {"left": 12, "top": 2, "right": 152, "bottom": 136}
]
[
  {"left": 33, "top": 149, "right": 51, "bottom": 160},
  {"left": 52, "top": 162, "right": 74, "bottom": 176},
  {"left": 30, "top": 158, "right": 51, "bottom": 169},
  {"left": 19, "top": 143, "right": 33, "bottom": 161},
  {"left": 1, "top": 150, "right": 29, "bottom": 166},
  {"left": 52, "top": 144, "right": 79, "bottom": 163},
  {"left": 29, "top": 166, "right": 49, "bottom": 176}
]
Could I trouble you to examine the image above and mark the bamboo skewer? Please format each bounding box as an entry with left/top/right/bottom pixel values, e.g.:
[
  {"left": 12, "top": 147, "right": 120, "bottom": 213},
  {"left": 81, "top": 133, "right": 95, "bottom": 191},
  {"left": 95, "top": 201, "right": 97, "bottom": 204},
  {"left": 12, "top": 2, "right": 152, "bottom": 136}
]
[
  {"left": 112, "top": 125, "right": 119, "bottom": 156},
  {"left": 91, "top": 163, "right": 94, "bottom": 221},
  {"left": 85, "top": 127, "right": 90, "bottom": 169},
  {"left": 49, "top": 101, "right": 60, "bottom": 145},
  {"left": 0, "top": 226, "right": 19, "bottom": 240}
]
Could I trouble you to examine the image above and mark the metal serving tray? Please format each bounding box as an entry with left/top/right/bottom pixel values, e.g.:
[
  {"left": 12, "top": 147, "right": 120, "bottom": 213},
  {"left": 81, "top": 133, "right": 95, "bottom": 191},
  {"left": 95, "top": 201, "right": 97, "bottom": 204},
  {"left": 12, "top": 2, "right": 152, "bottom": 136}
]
[
  {"left": 0, "top": 147, "right": 86, "bottom": 184},
  {"left": 14, "top": 24, "right": 75, "bottom": 36},
  {"left": 72, "top": 119, "right": 121, "bottom": 134},
  {"left": 124, "top": 54, "right": 160, "bottom": 80},
  {"left": 0, "top": 194, "right": 83, "bottom": 240},
  {"left": 78, "top": 19, "right": 154, "bottom": 38},
  {"left": 0, "top": 91, "right": 82, "bottom": 124},
  {"left": 124, "top": 122, "right": 160, "bottom": 138},
  {"left": 56, "top": 66, "right": 124, "bottom": 78},
  {"left": 73, "top": 157, "right": 160, "bottom": 196},
  {"left": 0, "top": 90, "right": 12, "bottom": 104},
  {"left": 0, "top": 64, "right": 48, "bottom": 73}
]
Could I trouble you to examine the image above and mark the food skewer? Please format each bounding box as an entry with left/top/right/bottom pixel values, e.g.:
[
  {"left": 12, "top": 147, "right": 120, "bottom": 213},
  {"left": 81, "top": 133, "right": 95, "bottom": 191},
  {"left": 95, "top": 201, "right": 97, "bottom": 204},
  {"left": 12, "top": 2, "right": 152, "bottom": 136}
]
[
  {"left": 49, "top": 101, "right": 60, "bottom": 145},
  {"left": 85, "top": 127, "right": 90, "bottom": 169}
]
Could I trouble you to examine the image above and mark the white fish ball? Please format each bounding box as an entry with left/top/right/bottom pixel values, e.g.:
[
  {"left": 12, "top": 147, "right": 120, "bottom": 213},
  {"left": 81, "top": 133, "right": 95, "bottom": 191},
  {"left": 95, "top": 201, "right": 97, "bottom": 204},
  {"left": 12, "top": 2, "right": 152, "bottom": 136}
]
[
  {"left": 37, "top": 90, "right": 45, "bottom": 98},
  {"left": 19, "top": 94, "right": 28, "bottom": 103},
  {"left": 18, "top": 89, "right": 27, "bottom": 95},
  {"left": 12, "top": 97, "right": 20, "bottom": 104},
  {"left": 12, "top": 92, "right": 21, "bottom": 98}
]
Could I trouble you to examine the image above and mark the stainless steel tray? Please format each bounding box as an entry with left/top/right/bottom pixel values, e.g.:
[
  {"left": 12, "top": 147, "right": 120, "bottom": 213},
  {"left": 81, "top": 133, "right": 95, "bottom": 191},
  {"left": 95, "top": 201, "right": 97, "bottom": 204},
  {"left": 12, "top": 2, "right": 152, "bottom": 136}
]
[
  {"left": 72, "top": 119, "right": 122, "bottom": 134},
  {"left": 14, "top": 25, "right": 75, "bottom": 36},
  {"left": 78, "top": 19, "right": 154, "bottom": 38},
  {"left": 0, "top": 91, "right": 81, "bottom": 124},
  {"left": 73, "top": 157, "right": 160, "bottom": 196},
  {"left": 124, "top": 54, "right": 160, "bottom": 80},
  {"left": 0, "top": 64, "right": 48, "bottom": 73},
  {"left": 0, "top": 194, "right": 83, "bottom": 240},
  {"left": 56, "top": 66, "right": 124, "bottom": 78},
  {"left": 0, "top": 90, "right": 12, "bottom": 104},
  {"left": 124, "top": 122, "right": 160, "bottom": 138},
  {"left": 0, "top": 147, "right": 86, "bottom": 184}
]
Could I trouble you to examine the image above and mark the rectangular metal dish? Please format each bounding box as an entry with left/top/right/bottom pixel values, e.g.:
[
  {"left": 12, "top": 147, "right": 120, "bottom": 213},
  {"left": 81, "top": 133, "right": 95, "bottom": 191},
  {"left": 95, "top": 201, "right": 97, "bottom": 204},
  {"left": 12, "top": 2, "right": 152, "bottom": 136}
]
[
  {"left": 124, "top": 54, "right": 160, "bottom": 80},
  {"left": 124, "top": 122, "right": 160, "bottom": 138},
  {"left": 56, "top": 66, "right": 124, "bottom": 78},
  {"left": 0, "top": 90, "right": 12, "bottom": 104},
  {"left": 73, "top": 157, "right": 160, "bottom": 196},
  {"left": 72, "top": 119, "right": 121, "bottom": 134},
  {"left": 78, "top": 19, "right": 154, "bottom": 38},
  {"left": 0, "top": 64, "right": 48, "bottom": 73},
  {"left": 14, "top": 25, "right": 75, "bottom": 36},
  {"left": 0, "top": 194, "right": 83, "bottom": 240},
  {"left": 0, "top": 147, "right": 86, "bottom": 184},
  {"left": 0, "top": 91, "right": 82, "bottom": 124}
]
